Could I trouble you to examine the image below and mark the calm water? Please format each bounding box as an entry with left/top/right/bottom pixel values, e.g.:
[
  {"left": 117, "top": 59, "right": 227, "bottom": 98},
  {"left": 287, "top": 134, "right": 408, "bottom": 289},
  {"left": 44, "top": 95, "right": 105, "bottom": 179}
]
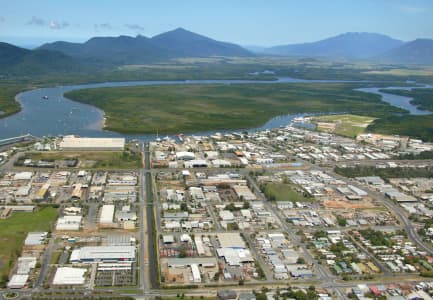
[
  {"left": 0, "top": 78, "right": 431, "bottom": 140},
  {"left": 356, "top": 85, "right": 433, "bottom": 115}
]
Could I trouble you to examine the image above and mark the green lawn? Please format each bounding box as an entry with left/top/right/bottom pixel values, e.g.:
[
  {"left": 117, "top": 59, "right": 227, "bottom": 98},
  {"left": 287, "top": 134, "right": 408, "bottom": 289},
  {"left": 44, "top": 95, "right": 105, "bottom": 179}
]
[
  {"left": 312, "top": 114, "right": 376, "bottom": 138},
  {"left": 262, "top": 183, "right": 313, "bottom": 202},
  {"left": 0, "top": 207, "right": 58, "bottom": 281},
  {"left": 65, "top": 83, "right": 404, "bottom": 134}
]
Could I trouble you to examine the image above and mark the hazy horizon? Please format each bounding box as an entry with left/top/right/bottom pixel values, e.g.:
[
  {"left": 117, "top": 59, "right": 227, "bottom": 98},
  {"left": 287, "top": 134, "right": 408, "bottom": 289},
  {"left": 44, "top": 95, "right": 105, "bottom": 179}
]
[{"left": 1, "top": 0, "right": 433, "bottom": 48}]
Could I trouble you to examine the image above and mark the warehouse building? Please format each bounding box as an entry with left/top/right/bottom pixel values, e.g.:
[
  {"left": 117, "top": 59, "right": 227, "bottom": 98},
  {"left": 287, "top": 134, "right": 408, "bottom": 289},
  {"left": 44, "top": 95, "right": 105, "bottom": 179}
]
[
  {"left": 8, "top": 275, "right": 29, "bottom": 289},
  {"left": 52, "top": 267, "right": 87, "bottom": 285},
  {"left": 59, "top": 136, "right": 125, "bottom": 151},
  {"left": 56, "top": 216, "right": 82, "bottom": 231},
  {"left": 99, "top": 205, "right": 115, "bottom": 225},
  {"left": 70, "top": 246, "right": 136, "bottom": 263}
]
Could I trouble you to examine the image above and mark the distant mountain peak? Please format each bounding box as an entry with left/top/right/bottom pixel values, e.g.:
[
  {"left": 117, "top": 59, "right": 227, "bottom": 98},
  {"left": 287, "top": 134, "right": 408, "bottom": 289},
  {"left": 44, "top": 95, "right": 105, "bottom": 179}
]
[
  {"left": 264, "top": 32, "right": 404, "bottom": 59},
  {"left": 378, "top": 38, "right": 433, "bottom": 65},
  {"left": 37, "top": 28, "right": 252, "bottom": 64}
]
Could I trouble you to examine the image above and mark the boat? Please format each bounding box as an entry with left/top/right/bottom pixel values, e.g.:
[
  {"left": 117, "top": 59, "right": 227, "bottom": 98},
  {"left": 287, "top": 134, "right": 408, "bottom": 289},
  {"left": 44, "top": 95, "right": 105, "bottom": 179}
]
[{"left": 42, "top": 95, "right": 49, "bottom": 100}]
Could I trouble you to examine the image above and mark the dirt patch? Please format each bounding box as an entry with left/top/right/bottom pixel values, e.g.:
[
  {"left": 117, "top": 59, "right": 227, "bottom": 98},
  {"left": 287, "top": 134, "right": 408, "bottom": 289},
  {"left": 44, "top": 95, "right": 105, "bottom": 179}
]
[{"left": 323, "top": 199, "right": 376, "bottom": 209}]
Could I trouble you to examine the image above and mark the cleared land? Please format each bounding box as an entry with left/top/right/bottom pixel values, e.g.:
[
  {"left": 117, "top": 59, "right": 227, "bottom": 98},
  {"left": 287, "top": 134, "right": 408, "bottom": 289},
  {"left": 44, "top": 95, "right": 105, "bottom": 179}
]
[
  {"left": 65, "top": 83, "right": 404, "bottom": 134},
  {"left": 312, "top": 114, "right": 376, "bottom": 138},
  {"left": 0, "top": 207, "right": 58, "bottom": 281},
  {"left": 21, "top": 151, "right": 142, "bottom": 169},
  {"left": 262, "top": 183, "right": 313, "bottom": 202}
]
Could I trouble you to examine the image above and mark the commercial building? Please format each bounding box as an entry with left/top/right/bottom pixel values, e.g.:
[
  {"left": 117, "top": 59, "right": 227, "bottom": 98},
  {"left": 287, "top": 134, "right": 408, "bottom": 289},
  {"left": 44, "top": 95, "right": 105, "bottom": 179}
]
[
  {"left": 24, "top": 232, "right": 48, "bottom": 246},
  {"left": 99, "top": 205, "right": 115, "bottom": 225},
  {"left": 52, "top": 267, "right": 87, "bottom": 285},
  {"left": 59, "top": 136, "right": 125, "bottom": 151},
  {"left": 8, "top": 275, "right": 29, "bottom": 289},
  {"left": 70, "top": 246, "right": 136, "bottom": 263},
  {"left": 56, "top": 216, "right": 82, "bottom": 231}
]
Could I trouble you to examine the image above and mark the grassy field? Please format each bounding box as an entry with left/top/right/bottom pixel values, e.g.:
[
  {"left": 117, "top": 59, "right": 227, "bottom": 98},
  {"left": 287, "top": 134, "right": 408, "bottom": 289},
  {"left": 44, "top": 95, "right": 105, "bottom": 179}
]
[
  {"left": 312, "top": 114, "right": 376, "bottom": 138},
  {"left": 262, "top": 183, "right": 313, "bottom": 202},
  {"left": 0, "top": 207, "right": 58, "bottom": 281},
  {"left": 65, "top": 83, "right": 404, "bottom": 134},
  {"left": 22, "top": 151, "right": 142, "bottom": 169}
]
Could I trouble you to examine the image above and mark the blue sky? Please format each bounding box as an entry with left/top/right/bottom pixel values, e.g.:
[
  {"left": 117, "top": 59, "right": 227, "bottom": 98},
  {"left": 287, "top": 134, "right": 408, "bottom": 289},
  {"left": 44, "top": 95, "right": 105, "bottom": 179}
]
[{"left": 0, "top": 0, "right": 432, "bottom": 48}]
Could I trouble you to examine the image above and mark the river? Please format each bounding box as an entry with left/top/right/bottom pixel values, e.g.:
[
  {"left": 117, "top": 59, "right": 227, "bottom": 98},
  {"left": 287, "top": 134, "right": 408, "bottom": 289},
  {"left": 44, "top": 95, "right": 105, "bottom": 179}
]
[{"left": 0, "top": 78, "right": 431, "bottom": 140}]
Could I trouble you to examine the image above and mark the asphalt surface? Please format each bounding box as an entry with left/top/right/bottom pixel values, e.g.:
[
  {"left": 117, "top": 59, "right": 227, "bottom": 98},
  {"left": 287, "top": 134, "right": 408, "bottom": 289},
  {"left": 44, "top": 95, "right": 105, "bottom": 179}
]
[{"left": 144, "top": 143, "right": 158, "bottom": 289}]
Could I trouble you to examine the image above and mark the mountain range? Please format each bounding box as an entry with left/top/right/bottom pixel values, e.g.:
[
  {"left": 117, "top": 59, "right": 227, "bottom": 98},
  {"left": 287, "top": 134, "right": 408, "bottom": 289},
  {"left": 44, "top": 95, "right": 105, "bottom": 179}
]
[
  {"left": 38, "top": 28, "right": 251, "bottom": 65},
  {"left": 0, "top": 42, "right": 82, "bottom": 75},
  {"left": 1, "top": 28, "right": 433, "bottom": 76},
  {"left": 256, "top": 32, "right": 432, "bottom": 64}
]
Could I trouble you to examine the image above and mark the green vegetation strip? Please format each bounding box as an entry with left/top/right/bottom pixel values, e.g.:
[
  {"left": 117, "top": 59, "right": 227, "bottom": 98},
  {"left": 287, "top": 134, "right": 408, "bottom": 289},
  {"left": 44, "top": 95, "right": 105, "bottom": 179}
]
[
  {"left": 0, "top": 84, "right": 26, "bottom": 118},
  {"left": 65, "top": 83, "right": 404, "bottom": 134},
  {"left": 0, "top": 207, "right": 58, "bottom": 283},
  {"left": 21, "top": 151, "right": 142, "bottom": 169},
  {"left": 334, "top": 165, "right": 433, "bottom": 178},
  {"left": 367, "top": 114, "right": 433, "bottom": 142}
]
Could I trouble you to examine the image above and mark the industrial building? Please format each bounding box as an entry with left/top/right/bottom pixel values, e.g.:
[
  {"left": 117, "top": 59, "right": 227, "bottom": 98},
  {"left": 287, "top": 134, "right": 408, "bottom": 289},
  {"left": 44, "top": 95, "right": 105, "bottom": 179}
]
[
  {"left": 8, "top": 275, "right": 29, "bottom": 289},
  {"left": 24, "top": 232, "right": 48, "bottom": 246},
  {"left": 52, "top": 267, "right": 87, "bottom": 285},
  {"left": 99, "top": 205, "right": 115, "bottom": 225},
  {"left": 56, "top": 216, "right": 82, "bottom": 231},
  {"left": 70, "top": 246, "right": 136, "bottom": 263},
  {"left": 59, "top": 136, "right": 125, "bottom": 151}
]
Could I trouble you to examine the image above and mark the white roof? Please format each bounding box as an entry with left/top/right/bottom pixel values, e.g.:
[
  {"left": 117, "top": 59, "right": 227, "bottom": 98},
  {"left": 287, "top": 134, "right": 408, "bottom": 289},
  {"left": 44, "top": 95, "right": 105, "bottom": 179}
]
[
  {"left": 13, "top": 172, "right": 33, "bottom": 180},
  {"left": 52, "top": 267, "right": 86, "bottom": 285},
  {"left": 8, "top": 274, "right": 29, "bottom": 288},
  {"left": 24, "top": 232, "right": 47, "bottom": 245},
  {"left": 56, "top": 216, "right": 82, "bottom": 231},
  {"left": 99, "top": 205, "right": 115, "bottom": 224},
  {"left": 71, "top": 246, "right": 136, "bottom": 262},
  {"left": 176, "top": 151, "right": 195, "bottom": 159}
]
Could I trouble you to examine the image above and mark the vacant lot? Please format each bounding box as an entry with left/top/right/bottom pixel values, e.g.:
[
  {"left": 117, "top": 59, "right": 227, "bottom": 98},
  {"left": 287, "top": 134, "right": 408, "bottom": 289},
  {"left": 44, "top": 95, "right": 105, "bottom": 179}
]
[
  {"left": 0, "top": 207, "right": 58, "bottom": 281},
  {"left": 23, "top": 151, "right": 142, "bottom": 169},
  {"left": 262, "top": 183, "right": 313, "bottom": 202},
  {"left": 65, "top": 83, "right": 404, "bottom": 134},
  {"left": 312, "top": 114, "right": 376, "bottom": 138}
]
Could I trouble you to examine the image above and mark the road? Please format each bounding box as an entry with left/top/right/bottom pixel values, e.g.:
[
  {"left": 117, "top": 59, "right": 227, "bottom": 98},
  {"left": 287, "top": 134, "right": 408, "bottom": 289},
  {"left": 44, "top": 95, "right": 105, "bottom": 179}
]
[
  {"left": 143, "top": 143, "right": 158, "bottom": 289},
  {"left": 138, "top": 152, "right": 146, "bottom": 292},
  {"left": 325, "top": 165, "right": 433, "bottom": 254},
  {"left": 245, "top": 173, "right": 336, "bottom": 283},
  {"left": 35, "top": 237, "right": 56, "bottom": 288}
]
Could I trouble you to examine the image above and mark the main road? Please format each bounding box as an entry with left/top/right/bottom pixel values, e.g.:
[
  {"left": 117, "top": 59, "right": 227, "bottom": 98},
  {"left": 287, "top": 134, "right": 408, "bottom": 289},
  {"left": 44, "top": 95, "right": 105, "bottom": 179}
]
[{"left": 143, "top": 143, "right": 158, "bottom": 289}]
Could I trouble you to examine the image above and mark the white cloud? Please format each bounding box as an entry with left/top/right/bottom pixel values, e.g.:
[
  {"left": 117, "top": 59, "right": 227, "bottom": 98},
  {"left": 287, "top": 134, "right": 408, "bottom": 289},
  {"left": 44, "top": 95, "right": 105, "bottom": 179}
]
[
  {"left": 27, "top": 16, "right": 45, "bottom": 26},
  {"left": 94, "top": 23, "right": 112, "bottom": 31},
  {"left": 49, "top": 20, "right": 69, "bottom": 30},
  {"left": 398, "top": 5, "right": 428, "bottom": 14},
  {"left": 125, "top": 24, "right": 145, "bottom": 31}
]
